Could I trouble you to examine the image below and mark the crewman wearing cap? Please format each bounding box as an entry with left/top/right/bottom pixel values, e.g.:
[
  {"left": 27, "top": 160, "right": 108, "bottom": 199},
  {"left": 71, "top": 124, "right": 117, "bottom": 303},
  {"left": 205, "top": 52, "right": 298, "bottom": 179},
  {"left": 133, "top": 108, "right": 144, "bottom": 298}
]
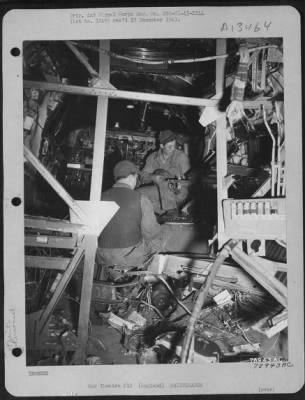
[
  {"left": 139, "top": 129, "right": 191, "bottom": 213},
  {"left": 96, "top": 160, "right": 164, "bottom": 281}
]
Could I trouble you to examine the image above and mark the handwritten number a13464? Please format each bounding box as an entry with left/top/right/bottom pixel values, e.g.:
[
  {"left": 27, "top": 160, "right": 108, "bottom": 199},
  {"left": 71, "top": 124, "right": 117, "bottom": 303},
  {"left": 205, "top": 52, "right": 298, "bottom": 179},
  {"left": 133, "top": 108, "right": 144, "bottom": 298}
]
[{"left": 220, "top": 21, "right": 272, "bottom": 33}]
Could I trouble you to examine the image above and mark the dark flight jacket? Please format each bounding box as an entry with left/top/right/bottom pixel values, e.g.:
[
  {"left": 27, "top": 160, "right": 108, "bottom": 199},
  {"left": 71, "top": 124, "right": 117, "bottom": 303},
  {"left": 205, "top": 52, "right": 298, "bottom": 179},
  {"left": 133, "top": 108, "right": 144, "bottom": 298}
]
[{"left": 98, "top": 185, "right": 142, "bottom": 249}]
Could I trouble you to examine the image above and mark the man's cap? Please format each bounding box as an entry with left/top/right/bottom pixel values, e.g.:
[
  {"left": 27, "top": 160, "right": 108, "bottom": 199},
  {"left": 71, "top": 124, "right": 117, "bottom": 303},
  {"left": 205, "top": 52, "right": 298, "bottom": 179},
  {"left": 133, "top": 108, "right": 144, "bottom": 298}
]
[
  {"left": 113, "top": 160, "right": 138, "bottom": 180},
  {"left": 159, "top": 129, "right": 176, "bottom": 145}
]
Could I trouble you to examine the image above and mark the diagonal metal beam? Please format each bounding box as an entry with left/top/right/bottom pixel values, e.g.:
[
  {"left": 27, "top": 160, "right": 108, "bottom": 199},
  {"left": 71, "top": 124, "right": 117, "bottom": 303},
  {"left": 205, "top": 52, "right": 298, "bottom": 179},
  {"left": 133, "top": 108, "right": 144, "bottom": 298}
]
[
  {"left": 24, "top": 80, "right": 273, "bottom": 109},
  {"left": 231, "top": 246, "right": 288, "bottom": 308},
  {"left": 24, "top": 145, "right": 87, "bottom": 223},
  {"left": 38, "top": 246, "right": 85, "bottom": 334},
  {"left": 64, "top": 40, "right": 115, "bottom": 90},
  {"left": 65, "top": 40, "right": 99, "bottom": 77}
]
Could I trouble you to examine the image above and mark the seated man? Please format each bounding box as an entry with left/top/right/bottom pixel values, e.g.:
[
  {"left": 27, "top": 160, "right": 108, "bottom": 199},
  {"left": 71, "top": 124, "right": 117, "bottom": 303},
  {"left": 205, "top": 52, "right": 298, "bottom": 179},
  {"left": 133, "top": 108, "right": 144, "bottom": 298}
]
[
  {"left": 138, "top": 129, "right": 191, "bottom": 214},
  {"left": 96, "top": 160, "right": 165, "bottom": 281}
]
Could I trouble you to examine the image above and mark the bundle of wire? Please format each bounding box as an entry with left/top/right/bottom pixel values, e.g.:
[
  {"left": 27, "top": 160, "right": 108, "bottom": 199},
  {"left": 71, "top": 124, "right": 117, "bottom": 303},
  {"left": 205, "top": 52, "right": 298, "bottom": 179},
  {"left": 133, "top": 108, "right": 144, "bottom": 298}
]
[{"left": 231, "top": 288, "right": 283, "bottom": 323}]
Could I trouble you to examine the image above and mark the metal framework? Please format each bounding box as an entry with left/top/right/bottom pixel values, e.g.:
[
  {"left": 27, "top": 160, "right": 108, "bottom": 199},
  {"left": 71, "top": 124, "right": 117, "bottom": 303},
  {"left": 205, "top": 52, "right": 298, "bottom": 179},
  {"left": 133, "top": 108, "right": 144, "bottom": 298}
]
[
  {"left": 24, "top": 39, "right": 285, "bottom": 363},
  {"left": 25, "top": 216, "right": 86, "bottom": 359},
  {"left": 24, "top": 79, "right": 273, "bottom": 109}
]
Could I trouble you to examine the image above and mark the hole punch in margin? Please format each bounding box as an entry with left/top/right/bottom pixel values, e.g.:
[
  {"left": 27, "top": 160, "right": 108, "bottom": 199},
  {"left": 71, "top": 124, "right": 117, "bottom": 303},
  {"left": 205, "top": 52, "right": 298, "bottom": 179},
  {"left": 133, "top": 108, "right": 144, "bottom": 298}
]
[
  {"left": 11, "top": 197, "right": 22, "bottom": 206},
  {"left": 10, "top": 47, "right": 20, "bottom": 57},
  {"left": 12, "top": 348, "right": 22, "bottom": 357}
]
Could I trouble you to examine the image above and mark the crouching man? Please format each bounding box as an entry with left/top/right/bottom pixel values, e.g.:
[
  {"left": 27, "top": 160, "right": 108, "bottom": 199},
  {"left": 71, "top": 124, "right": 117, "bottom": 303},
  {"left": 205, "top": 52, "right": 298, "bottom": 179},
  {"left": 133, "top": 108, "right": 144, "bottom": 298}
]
[{"left": 96, "top": 160, "right": 166, "bottom": 281}]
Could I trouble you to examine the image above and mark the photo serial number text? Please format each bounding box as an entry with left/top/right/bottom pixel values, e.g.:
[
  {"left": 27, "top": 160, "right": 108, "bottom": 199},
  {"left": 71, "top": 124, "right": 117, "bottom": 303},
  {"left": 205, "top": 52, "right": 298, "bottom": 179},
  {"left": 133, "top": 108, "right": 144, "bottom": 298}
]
[{"left": 70, "top": 9, "right": 205, "bottom": 25}]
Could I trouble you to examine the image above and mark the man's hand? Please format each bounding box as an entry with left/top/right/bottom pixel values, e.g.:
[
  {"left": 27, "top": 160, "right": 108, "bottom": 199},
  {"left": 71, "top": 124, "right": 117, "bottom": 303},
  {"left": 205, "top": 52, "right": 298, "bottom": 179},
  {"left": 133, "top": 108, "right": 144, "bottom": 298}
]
[{"left": 152, "top": 168, "right": 171, "bottom": 185}]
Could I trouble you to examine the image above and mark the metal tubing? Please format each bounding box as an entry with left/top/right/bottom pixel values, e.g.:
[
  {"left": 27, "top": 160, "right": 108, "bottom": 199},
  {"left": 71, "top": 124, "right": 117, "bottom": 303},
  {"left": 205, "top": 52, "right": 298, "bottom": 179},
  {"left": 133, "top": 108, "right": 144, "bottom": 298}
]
[
  {"left": 180, "top": 240, "right": 238, "bottom": 363},
  {"left": 262, "top": 105, "right": 276, "bottom": 196},
  {"left": 157, "top": 275, "right": 192, "bottom": 316},
  {"left": 275, "top": 102, "right": 284, "bottom": 196},
  {"left": 277, "top": 136, "right": 281, "bottom": 196},
  {"left": 65, "top": 41, "right": 99, "bottom": 79},
  {"left": 140, "top": 300, "right": 165, "bottom": 319},
  {"left": 72, "top": 41, "right": 279, "bottom": 66}
]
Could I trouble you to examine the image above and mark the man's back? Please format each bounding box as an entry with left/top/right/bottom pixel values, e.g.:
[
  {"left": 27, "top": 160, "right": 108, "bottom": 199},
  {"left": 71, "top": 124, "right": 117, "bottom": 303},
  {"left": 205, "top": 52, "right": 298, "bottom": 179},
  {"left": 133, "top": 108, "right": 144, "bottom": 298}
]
[{"left": 98, "top": 183, "right": 142, "bottom": 249}]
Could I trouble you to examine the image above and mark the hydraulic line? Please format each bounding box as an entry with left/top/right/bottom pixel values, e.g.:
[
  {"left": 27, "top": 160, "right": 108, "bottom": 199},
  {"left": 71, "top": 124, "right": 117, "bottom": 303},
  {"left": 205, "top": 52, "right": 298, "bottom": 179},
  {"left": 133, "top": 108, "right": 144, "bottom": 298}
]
[
  {"left": 262, "top": 105, "right": 276, "bottom": 197},
  {"left": 180, "top": 240, "right": 238, "bottom": 364},
  {"left": 70, "top": 41, "right": 279, "bottom": 66},
  {"left": 140, "top": 300, "right": 165, "bottom": 320},
  {"left": 157, "top": 275, "right": 192, "bottom": 316}
]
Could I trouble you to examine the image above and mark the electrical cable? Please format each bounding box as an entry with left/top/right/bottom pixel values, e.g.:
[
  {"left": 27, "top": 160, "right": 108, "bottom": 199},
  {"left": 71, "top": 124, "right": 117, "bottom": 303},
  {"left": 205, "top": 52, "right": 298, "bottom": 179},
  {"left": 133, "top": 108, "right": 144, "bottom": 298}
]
[
  {"left": 180, "top": 240, "right": 239, "bottom": 364},
  {"left": 236, "top": 323, "right": 257, "bottom": 348},
  {"left": 156, "top": 275, "right": 192, "bottom": 316},
  {"left": 140, "top": 300, "right": 165, "bottom": 320},
  {"left": 70, "top": 41, "right": 279, "bottom": 66}
]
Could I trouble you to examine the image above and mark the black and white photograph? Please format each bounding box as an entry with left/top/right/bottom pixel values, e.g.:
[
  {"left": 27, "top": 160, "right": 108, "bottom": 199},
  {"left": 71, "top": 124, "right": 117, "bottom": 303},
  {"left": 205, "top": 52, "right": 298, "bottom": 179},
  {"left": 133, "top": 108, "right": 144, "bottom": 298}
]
[{"left": 3, "top": 5, "right": 303, "bottom": 396}]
